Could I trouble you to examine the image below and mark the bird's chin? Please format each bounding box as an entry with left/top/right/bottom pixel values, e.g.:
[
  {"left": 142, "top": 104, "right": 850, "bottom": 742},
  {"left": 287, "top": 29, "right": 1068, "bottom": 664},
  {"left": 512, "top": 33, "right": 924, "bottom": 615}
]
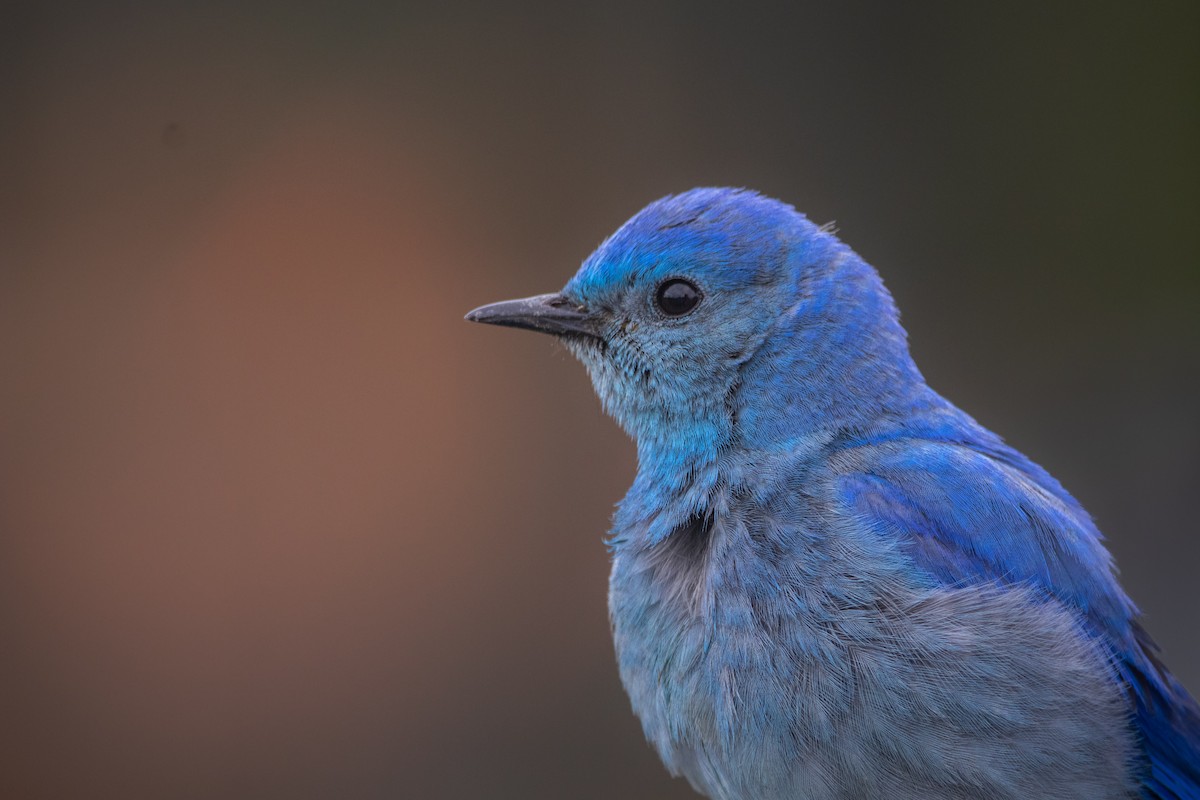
[{"left": 560, "top": 332, "right": 607, "bottom": 362}]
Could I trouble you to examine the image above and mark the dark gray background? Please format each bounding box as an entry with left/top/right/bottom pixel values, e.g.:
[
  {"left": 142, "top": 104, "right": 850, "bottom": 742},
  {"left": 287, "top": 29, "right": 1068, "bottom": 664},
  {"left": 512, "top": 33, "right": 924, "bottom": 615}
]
[{"left": 2, "top": 2, "right": 1196, "bottom": 798}]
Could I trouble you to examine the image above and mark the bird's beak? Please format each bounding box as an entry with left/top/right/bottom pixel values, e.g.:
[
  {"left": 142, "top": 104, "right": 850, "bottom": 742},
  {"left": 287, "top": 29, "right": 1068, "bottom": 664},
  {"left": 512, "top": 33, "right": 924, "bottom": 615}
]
[{"left": 465, "top": 293, "right": 602, "bottom": 338}]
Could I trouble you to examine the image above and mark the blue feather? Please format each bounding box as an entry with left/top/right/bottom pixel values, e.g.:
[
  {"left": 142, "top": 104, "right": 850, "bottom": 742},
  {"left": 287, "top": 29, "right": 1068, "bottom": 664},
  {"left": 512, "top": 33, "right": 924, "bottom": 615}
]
[{"left": 469, "top": 187, "right": 1200, "bottom": 799}]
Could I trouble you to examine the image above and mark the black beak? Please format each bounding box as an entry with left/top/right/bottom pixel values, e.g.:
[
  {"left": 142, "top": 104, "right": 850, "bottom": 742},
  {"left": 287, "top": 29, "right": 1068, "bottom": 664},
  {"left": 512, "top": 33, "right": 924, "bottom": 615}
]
[{"left": 465, "top": 293, "right": 602, "bottom": 338}]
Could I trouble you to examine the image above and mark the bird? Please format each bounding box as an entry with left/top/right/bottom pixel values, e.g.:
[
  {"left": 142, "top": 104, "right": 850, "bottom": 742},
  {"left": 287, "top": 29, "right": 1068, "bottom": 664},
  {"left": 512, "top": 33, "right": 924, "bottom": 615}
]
[{"left": 465, "top": 188, "right": 1200, "bottom": 799}]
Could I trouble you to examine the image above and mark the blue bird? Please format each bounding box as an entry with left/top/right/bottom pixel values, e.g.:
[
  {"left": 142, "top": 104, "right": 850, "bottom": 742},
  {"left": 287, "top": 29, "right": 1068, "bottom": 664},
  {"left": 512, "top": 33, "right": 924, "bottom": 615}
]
[{"left": 466, "top": 188, "right": 1200, "bottom": 799}]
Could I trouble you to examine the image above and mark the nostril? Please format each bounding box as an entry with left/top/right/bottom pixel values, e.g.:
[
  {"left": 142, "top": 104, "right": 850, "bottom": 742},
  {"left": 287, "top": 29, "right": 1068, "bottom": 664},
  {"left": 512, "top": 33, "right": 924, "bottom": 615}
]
[{"left": 551, "top": 294, "right": 589, "bottom": 314}]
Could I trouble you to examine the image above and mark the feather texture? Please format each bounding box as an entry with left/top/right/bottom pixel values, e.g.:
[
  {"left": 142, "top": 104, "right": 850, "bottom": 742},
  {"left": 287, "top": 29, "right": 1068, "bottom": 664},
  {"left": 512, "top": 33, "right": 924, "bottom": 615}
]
[{"left": 473, "top": 188, "right": 1200, "bottom": 798}]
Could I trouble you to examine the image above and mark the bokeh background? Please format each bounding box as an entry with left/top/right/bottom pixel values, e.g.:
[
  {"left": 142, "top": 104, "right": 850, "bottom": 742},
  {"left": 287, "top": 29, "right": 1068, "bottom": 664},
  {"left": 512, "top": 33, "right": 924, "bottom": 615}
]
[{"left": 2, "top": 2, "right": 1197, "bottom": 798}]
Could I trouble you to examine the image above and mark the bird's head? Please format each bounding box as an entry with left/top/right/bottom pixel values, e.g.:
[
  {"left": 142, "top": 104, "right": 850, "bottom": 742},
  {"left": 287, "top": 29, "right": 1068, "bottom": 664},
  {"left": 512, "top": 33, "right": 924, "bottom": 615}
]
[{"left": 467, "top": 188, "right": 924, "bottom": 474}]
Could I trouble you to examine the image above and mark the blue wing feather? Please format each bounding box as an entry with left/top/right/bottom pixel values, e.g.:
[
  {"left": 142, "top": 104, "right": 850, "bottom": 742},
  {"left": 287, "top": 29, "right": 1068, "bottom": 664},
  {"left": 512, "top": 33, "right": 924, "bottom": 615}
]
[{"left": 837, "top": 437, "right": 1200, "bottom": 799}]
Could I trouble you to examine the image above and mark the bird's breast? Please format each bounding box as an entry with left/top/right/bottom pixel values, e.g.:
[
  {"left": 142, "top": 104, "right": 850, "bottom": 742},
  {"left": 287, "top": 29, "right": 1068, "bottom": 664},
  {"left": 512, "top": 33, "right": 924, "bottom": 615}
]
[{"left": 607, "top": 506, "right": 1138, "bottom": 800}]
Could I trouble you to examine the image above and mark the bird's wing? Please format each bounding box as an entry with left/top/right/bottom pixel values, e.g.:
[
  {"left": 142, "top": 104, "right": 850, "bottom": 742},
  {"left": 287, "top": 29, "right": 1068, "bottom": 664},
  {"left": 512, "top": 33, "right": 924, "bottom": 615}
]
[{"left": 835, "top": 439, "right": 1200, "bottom": 799}]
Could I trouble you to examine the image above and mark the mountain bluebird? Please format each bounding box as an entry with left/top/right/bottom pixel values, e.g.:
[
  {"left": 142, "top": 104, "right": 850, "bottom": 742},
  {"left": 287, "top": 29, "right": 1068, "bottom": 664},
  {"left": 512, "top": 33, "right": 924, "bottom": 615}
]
[{"left": 466, "top": 188, "right": 1200, "bottom": 799}]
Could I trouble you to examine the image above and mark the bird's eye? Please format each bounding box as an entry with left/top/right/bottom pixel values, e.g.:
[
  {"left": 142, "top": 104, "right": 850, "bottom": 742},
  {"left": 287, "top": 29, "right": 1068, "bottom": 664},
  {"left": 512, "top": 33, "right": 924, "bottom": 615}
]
[{"left": 655, "top": 279, "right": 702, "bottom": 317}]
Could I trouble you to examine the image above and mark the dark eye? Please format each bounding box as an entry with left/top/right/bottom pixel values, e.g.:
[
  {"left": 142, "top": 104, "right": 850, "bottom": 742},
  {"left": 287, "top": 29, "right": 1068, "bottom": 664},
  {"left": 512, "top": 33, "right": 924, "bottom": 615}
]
[{"left": 655, "top": 279, "right": 702, "bottom": 317}]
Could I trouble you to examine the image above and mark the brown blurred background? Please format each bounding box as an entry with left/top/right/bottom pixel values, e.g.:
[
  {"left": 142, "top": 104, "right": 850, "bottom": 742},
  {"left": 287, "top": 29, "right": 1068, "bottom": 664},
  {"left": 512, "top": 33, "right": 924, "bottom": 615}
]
[{"left": 1, "top": 2, "right": 1196, "bottom": 798}]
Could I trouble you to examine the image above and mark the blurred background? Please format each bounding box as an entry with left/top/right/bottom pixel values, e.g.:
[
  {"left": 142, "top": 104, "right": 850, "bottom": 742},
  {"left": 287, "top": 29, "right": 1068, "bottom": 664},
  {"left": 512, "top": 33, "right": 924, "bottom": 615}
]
[{"left": 1, "top": 2, "right": 1196, "bottom": 798}]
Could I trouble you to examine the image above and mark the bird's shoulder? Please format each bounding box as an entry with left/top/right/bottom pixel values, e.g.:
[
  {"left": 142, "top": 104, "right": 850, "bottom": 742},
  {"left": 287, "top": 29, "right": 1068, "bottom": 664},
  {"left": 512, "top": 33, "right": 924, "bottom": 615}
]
[
  {"left": 826, "top": 434, "right": 1132, "bottom": 633},
  {"left": 823, "top": 432, "right": 1200, "bottom": 799}
]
